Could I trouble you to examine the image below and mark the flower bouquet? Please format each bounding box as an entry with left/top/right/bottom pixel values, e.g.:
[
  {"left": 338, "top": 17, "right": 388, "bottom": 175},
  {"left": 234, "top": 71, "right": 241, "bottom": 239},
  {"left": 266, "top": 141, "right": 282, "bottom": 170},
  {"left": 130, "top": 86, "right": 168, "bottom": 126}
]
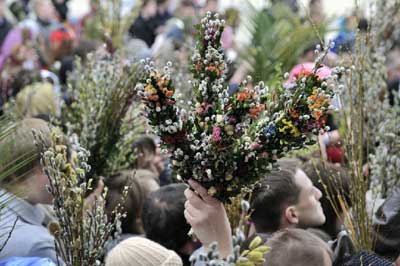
[{"left": 138, "top": 12, "right": 335, "bottom": 202}]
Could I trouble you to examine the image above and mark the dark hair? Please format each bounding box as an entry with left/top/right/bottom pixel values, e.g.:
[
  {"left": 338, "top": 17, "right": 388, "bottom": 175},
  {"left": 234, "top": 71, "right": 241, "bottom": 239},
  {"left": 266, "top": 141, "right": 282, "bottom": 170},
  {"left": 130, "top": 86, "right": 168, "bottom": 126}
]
[
  {"left": 264, "top": 228, "right": 332, "bottom": 266},
  {"left": 301, "top": 159, "right": 350, "bottom": 239},
  {"left": 142, "top": 183, "right": 191, "bottom": 252},
  {"left": 133, "top": 135, "right": 157, "bottom": 155},
  {"left": 105, "top": 171, "right": 144, "bottom": 234},
  {"left": 105, "top": 170, "right": 159, "bottom": 235},
  {"left": 250, "top": 159, "right": 301, "bottom": 233},
  {"left": 132, "top": 135, "right": 157, "bottom": 168}
]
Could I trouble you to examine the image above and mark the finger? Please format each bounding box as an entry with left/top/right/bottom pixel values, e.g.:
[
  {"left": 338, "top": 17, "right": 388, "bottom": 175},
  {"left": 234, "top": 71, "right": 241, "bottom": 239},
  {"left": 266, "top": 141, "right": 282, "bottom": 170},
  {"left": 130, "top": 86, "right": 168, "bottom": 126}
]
[
  {"left": 184, "top": 200, "right": 201, "bottom": 217},
  {"left": 94, "top": 179, "right": 105, "bottom": 197},
  {"left": 184, "top": 188, "right": 205, "bottom": 209},
  {"left": 188, "top": 179, "right": 208, "bottom": 198},
  {"left": 188, "top": 179, "right": 219, "bottom": 205},
  {"left": 184, "top": 209, "right": 195, "bottom": 224}
]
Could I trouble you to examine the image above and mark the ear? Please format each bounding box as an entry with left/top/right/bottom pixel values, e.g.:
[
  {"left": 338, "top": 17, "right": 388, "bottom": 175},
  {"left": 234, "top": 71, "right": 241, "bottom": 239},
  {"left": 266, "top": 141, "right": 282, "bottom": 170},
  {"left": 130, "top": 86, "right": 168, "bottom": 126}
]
[{"left": 284, "top": 206, "right": 299, "bottom": 225}]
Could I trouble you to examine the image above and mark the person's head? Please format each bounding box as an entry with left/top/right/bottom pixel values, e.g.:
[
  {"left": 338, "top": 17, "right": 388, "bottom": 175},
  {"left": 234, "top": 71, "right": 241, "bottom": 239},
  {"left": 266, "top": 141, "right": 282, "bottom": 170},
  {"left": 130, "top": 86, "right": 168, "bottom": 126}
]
[
  {"left": 203, "top": 0, "right": 219, "bottom": 14},
  {"left": 0, "top": 118, "right": 52, "bottom": 204},
  {"left": 301, "top": 159, "right": 350, "bottom": 238},
  {"left": 250, "top": 159, "right": 325, "bottom": 233},
  {"left": 263, "top": 228, "right": 333, "bottom": 266},
  {"left": 105, "top": 237, "right": 183, "bottom": 266},
  {"left": 15, "top": 82, "right": 59, "bottom": 119},
  {"left": 141, "top": 0, "right": 158, "bottom": 19},
  {"left": 142, "top": 184, "right": 196, "bottom": 258},
  {"left": 105, "top": 169, "right": 159, "bottom": 235},
  {"left": 133, "top": 135, "right": 164, "bottom": 175},
  {"left": 49, "top": 28, "right": 76, "bottom": 61},
  {"left": 31, "top": 0, "right": 57, "bottom": 22},
  {"left": 176, "top": 0, "right": 195, "bottom": 19}
]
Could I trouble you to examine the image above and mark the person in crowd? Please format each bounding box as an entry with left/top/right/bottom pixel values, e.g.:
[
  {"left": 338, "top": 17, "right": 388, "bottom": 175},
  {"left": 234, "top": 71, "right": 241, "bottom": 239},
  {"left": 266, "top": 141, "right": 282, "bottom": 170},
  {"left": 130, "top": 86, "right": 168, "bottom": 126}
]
[
  {"left": 20, "top": 0, "right": 60, "bottom": 41},
  {"left": 48, "top": 27, "right": 75, "bottom": 65},
  {"left": 309, "top": 0, "right": 324, "bottom": 25},
  {"left": 128, "top": 0, "right": 159, "bottom": 47},
  {"left": 105, "top": 169, "right": 160, "bottom": 243},
  {"left": 0, "top": 118, "right": 57, "bottom": 262},
  {"left": 0, "top": 118, "right": 103, "bottom": 263},
  {"left": 142, "top": 184, "right": 199, "bottom": 266},
  {"left": 14, "top": 81, "right": 60, "bottom": 119},
  {"left": 183, "top": 158, "right": 326, "bottom": 257},
  {"left": 386, "top": 49, "right": 400, "bottom": 105},
  {"left": 301, "top": 159, "right": 351, "bottom": 240},
  {"left": 51, "top": 0, "right": 70, "bottom": 23},
  {"left": 372, "top": 187, "right": 400, "bottom": 262},
  {"left": 331, "top": 13, "right": 358, "bottom": 54},
  {"left": 263, "top": 228, "right": 333, "bottom": 266},
  {"left": 105, "top": 237, "right": 182, "bottom": 266},
  {"left": 249, "top": 159, "right": 326, "bottom": 237},
  {"left": 0, "top": 0, "right": 12, "bottom": 47},
  {"left": 132, "top": 135, "right": 168, "bottom": 183},
  {"left": 0, "top": 257, "right": 56, "bottom": 266},
  {"left": 201, "top": 0, "right": 219, "bottom": 15}
]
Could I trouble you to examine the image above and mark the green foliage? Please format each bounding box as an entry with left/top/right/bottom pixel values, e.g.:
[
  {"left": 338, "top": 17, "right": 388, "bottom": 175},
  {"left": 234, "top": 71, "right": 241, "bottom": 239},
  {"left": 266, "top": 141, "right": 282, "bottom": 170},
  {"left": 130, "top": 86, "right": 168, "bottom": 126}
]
[
  {"left": 62, "top": 50, "right": 145, "bottom": 179},
  {"left": 242, "top": 2, "right": 325, "bottom": 85},
  {"left": 83, "top": 0, "right": 141, "bottom": 50}
]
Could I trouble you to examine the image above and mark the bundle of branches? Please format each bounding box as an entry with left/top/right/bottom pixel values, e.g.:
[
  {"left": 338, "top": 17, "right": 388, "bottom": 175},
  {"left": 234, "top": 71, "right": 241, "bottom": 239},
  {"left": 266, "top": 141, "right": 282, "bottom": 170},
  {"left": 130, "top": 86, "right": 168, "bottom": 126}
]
[
  {"left": 362, "top": 0, "right": 400, "bottom": 197},
  {"left": 0, "top": 115, "right": 21, "bottom": 251},
  {"left": 33, "top": 129, "right": 127, "bottom": 266},
  {"left": 138, "top": 12, "right": 336, "bottom": 202},
  {"left": 332, "top": 0, "right": 400, "bottom": 251},
  {"left": 240, "top": 1, "right": 325, "bottom": 85},
  {"left": 83, "top": 0, "right": 141, "bottom": 51},
  {"left": 62, "top": 49, "right": 145, "bottom": 180}
]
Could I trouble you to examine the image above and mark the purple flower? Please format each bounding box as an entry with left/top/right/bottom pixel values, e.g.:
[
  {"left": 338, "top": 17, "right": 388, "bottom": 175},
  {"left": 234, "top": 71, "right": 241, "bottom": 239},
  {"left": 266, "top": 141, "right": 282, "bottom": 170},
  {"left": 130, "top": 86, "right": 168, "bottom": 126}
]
[{"left": 212, "top": 126, "right": 221, "bottom": 142}]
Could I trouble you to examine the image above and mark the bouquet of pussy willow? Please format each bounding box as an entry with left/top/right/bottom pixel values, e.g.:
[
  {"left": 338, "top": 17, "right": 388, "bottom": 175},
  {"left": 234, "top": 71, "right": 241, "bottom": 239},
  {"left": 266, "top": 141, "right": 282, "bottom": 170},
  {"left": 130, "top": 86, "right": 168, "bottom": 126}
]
[{"left": 138, "top": 12, "right": 335, "bottom": 202}]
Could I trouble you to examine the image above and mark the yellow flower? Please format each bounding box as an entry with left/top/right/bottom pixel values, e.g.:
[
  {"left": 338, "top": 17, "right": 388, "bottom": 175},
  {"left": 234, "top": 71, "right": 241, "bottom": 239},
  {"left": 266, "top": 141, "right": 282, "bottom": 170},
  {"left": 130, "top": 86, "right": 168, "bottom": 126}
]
[
  {"left": 278, "top": 118, "right": 300, "bottom": 137},
  {"left": 208, "top": 186, "right": 217, "bottom": 196}
]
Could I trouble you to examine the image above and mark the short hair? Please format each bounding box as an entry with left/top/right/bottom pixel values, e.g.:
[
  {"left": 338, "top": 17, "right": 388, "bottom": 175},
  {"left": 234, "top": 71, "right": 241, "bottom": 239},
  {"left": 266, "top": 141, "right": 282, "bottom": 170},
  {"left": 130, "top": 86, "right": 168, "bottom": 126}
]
[
  {"left": 301, "top": 159, "right": 350, "bottom": 238},
  {"left": 264, "top": 229, "right": 332, "bottom": 266},
  {"left": 133, "top": 135, "right": 157, "bottom": 154},
  {"left": 250, "top": 159, "right": 301, "bottom": 233},
  {"left": 0, "top": 118, "right": 50, "bottom": 184},
  {"left": 132, "top": 135, "right": 158, "bottom": 169},
  {"left": 142, "top": 184, "right": 190, "bottom": 252},
  {"left": 105, "top": 169, "right": 159, "bottom": 234}
]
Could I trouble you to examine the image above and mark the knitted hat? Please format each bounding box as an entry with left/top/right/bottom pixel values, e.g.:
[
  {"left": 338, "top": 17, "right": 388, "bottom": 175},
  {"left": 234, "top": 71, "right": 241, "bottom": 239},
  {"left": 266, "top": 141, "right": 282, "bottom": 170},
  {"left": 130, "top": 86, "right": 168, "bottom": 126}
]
[
  {"left": 0, "top": 118, "right": 51, "bottom": 183},
  {"left": 105, "top": 237, "right": 183, "bottom": 266}
]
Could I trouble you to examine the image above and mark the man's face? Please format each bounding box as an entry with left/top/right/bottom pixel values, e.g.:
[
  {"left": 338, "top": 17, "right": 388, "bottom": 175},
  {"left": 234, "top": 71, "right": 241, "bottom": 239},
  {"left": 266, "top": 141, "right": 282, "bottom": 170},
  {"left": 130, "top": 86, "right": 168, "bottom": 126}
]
[{"left": 293, "top": 169, "right": 326, "bottom": 227}]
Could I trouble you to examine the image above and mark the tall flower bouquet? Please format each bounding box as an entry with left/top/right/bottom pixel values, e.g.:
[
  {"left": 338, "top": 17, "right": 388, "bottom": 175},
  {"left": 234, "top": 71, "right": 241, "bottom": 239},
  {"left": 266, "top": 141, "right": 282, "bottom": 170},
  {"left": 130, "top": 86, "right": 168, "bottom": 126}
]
[{"left": 138, "top": 12, "right": 335, "bottom": 202}]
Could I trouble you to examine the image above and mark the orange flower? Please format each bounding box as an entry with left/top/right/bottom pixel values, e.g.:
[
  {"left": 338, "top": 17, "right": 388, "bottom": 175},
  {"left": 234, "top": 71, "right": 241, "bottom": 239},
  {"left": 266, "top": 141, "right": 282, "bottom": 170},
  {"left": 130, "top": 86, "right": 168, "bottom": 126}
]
[
  {"left": 165, "top": 90, "right": 174, "bottom": 97},
  {"left": 309, "top": 94, "right": 317, "bottom": 101},
  {"left": 148, "top": 94, "right": 159, "bottom": 101},
  {"left": 300, "top": 68, "right": 312, "bottom": 77},
  {"left": 237, "top": 91, "right": 250, "bottom": 102},
  {"left": 289, "top": 109, "right": 299, "bottom": 119},
  {"left": 249, "top": 104, "right": 265, "bottom": 118},
  {"left": 207, "top": 65, "right": 216, "bottom": 72},
  {"left": 157, "top": 78, "right": 165, "bottom": 87},
  {"left": 313, "top": 110, "right": 322, "bottom": 120}
]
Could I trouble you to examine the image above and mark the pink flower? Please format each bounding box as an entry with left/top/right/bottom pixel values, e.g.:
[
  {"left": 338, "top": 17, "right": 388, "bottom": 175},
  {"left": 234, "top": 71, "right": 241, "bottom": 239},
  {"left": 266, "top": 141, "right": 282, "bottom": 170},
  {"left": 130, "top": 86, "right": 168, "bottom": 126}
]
[
  {"left": 212, "top": 126, "right": 221, "bottom": 142},
  {"left": 287, "top": 62, "right": 332, "bottom": 83},
  {"left": 250, "top": 143, "right": 261, "bottom": 150}
]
